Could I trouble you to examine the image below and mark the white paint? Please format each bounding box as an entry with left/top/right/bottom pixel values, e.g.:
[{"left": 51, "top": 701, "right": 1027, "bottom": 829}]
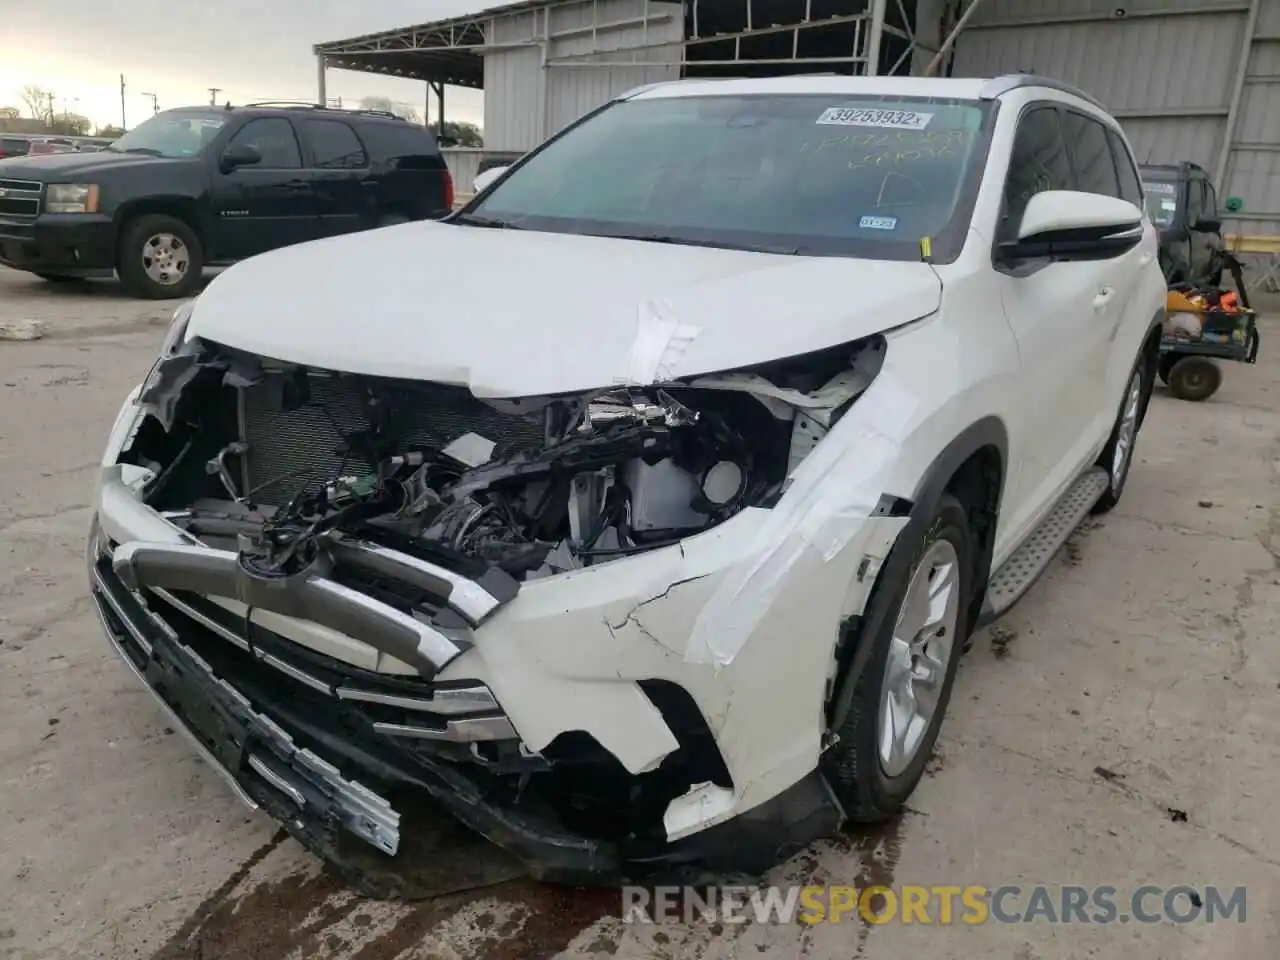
[{"left": 1017, "top": 189, "right": 1142, "bottom": 240}]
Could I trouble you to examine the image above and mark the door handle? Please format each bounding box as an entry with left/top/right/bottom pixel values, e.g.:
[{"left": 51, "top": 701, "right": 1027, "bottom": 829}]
[{"left": 1093, "top": 287, "right": 1115, "bottom": 310}]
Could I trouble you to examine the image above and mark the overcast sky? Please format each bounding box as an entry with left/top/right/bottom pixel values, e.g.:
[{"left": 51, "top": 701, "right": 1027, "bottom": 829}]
[{"left": 1, "top": 0, "right": 488, "bottom": 130}]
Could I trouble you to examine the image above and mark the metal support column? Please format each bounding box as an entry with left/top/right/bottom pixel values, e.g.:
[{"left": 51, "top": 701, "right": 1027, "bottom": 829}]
[
  {"left": 1215, "top": 0, "right": 1261, "bottom": 188},
  {"left": 316, "top": 54, "right": 327, "bottom": 107},
  {"left": 924, "top": 0, "right": 989, "bottom": 77},
  {"left": 866, "top": 0, "right": 888, "bottom": 75}
]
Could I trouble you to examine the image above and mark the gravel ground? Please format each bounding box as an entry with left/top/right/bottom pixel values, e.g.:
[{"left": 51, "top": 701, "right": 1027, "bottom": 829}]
[{"left": 1, "top": 266, "right": 1277, "bottom": 959}]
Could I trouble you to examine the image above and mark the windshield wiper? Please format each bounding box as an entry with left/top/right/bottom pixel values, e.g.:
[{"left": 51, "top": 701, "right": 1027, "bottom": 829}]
[
  {"left": 453, "top": 213, "right": 525, "bottom": 229},
  {"left": 600, "top": 233, "right": 799, "bottom": 255}
]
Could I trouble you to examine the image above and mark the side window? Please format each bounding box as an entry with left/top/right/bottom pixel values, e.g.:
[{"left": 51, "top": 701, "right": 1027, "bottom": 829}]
[
  {"left": 303, "top": 120, "right": 368, "bottom": 169},
  {"left": 1062, "top": 111, "right": 1121, "bottom": 198},
  {"left": 225, "top": 118, "right": 301, "bottom": 169},
  {"left": 999, "top": 106, "right": 1073, "bottom": 242},
  {"left": 1203, "top": 179, "right": 1218, "bottom": 221},
  {"left": 1106, "top": 127, "right": 1143, "bottom": 208},
  {"left": 1185, "top": 177, "right": 1205, "bottom": 224}
]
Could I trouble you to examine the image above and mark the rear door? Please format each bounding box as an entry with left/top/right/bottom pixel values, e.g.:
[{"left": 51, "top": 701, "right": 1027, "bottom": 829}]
[
  {"left": 359, "top": 121, "right": 451, "bottom": 220},
  {"left": 1061, "top": 109, "right": 1150, "bottom": 438},
  {"left": 298, "top": 118, "right": 375, "bottom": 237},
  {"left": 211, "top": 117, "right": 320, "bottom": 259}
]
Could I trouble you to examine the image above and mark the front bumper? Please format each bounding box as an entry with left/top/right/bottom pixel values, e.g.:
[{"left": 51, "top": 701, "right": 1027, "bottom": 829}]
[
  {"left": 92, "top": 446, "right": 905, "bottom": 880},
  {"left": 0, "top": 213, "right": 115, "bottom": 276}
]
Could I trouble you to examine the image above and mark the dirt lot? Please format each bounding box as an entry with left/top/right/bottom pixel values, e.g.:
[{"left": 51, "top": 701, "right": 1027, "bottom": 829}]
[{"left": 1, "top": 265, "right": 1278, "bottom": 960}]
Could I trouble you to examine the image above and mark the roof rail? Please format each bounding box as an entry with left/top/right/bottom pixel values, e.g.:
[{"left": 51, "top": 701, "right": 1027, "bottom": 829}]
[
  {"left": 242, "top": 101, "right": 406, "bottom": 121},
  {"left": 978, "top": 73, "right": 1105, "bottom": 110}
]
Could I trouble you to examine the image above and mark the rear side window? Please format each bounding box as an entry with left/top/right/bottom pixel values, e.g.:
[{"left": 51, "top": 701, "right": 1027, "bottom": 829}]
[
  {"left": 303, "top": 119, "right": 368, "bottom": 169},
  {"left": 1063, "top": 111, "right": 1121, "bottom": 199},
  {"left": 1106, "top": 128, "right": 1143, "bottom": 208},
  {"left": 359, "top": 122, "right": 443, "bottom": 170},
  {"left": 226, "top": 118, "right": 301, "bottom": 168},
  {"left": 999, "top": 106, "right": 1072, "bottom": 242}
]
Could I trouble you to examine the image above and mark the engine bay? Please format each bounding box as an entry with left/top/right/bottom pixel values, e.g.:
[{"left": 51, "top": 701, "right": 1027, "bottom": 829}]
[{"left": 123, "top": 335, "right": 886, "bottom": 582}]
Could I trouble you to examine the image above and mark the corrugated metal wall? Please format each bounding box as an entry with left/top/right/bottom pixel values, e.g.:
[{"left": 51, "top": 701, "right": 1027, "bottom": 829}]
[
  {"left": 951, "top": 0, "right": 1279, "bottom": 237},
  {"left": 482, "top": 0, "right": 682, "bottom": 151}
]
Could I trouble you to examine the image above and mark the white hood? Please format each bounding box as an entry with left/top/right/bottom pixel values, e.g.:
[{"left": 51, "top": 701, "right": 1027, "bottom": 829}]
[{"left": 188, "top": 221, "right": 942, "bottom": 396}]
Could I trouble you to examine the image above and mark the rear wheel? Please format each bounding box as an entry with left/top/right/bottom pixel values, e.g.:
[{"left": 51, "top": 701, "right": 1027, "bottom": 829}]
[
  {"left": 117, "top": 214, "right": 204, "bottom": 299},
  {"left": 823, "top": 495, "right": 973, "bottom": 822},
  {"left": 1167, "top": 356, "right": 1222, "bottom": 402},
  {"left": 1092, "top": 358, "right": 1148, "bottom": 515}
]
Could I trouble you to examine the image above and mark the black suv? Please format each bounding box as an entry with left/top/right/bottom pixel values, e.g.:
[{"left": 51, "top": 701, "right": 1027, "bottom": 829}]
[
  {"left": 1139, "top": 161, "right": 1225, "bottom": 287},
  {"left": 0, "top": 103, "right": 454, "bottom": 298}
]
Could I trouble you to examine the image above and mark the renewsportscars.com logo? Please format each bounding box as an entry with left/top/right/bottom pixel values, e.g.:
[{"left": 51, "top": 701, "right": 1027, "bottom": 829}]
[{"left": 622, "top": 885, "right": 1248, "bottom": 926}]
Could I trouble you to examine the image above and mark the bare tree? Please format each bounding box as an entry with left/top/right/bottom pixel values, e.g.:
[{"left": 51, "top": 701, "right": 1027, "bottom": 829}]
[
  {"left": 359, "top": 95, "right": 421, "bottom": 124},
  {"left": 21, "top": 84, "right": 51, "bottom": 123}
]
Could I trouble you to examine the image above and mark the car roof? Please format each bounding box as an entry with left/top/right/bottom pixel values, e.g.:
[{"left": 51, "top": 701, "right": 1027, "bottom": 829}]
[
  {"left": 626, "top": 75, "right": 994, "bottom": 101},
  {"left": 623, "top": 73, "right": 1106, "bottom": 112}
]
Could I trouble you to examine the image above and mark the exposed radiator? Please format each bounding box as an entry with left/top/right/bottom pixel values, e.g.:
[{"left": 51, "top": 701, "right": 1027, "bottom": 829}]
[{"left": 239, "top": 371, "right": 545, "bottom": 505}]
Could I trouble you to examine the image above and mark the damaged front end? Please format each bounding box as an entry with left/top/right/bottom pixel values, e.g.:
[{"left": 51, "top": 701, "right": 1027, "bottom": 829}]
[{"left": 89, "top": 313, "right": 888, "bottom": 885}]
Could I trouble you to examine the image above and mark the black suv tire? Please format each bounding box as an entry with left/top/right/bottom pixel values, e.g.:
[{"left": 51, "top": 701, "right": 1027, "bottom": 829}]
[{"left": 118, "top": 213, "right": 204, "bottom": 300}]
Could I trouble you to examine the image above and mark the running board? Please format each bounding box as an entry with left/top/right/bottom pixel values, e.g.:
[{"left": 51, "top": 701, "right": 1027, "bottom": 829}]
[{"left": 978, "top": 467, "right": 1110, "bottom": 626}]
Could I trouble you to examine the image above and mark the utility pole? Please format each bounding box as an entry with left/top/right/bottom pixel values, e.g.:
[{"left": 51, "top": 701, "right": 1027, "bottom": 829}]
[
  {"left": 120, "top": 74, "right": 127, "bottom": 130},
  {"left": 208, "top": 87, "right": 222, "bottom": 106},
  {"left": 141, "top": 92, "right": 159, "bottom": 115},
  {"left": 45, "top": 92, "right": 54, "bottom": 127}
]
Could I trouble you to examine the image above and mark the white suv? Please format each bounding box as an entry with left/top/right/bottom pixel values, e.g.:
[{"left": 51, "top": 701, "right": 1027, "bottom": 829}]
[{"left": 89, "top": 73, "right": 1165, "bottom": 885}]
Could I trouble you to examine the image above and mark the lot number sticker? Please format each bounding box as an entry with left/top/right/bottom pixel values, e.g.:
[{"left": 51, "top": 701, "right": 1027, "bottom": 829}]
[
  {"left": 859, "top": 215, "right": 899, "bottom": 231},
  {"left": 817, "top": 107, "right": 934, "bottom": 130}
]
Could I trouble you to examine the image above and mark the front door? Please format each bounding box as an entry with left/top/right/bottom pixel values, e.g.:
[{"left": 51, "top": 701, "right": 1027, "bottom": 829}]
[
  {"left": 991, "top": 105, "right": 1115, "bottom": 546},
  {"left": 211, "top": 117, "right": 320, "bottom": 260}
]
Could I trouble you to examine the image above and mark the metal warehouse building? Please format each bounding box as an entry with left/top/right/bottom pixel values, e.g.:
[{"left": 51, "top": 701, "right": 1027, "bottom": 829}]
[{"left": 315, "top": 0, "right": 1280, "bottom": 277}]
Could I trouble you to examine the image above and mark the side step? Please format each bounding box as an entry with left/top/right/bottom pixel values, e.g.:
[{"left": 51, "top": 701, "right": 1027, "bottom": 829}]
[{"left": 978, "top": 467, "right": 1110, "bottom": 626}]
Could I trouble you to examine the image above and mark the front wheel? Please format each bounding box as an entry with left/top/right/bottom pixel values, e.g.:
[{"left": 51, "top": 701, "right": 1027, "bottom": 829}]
[
  {"left": 823, "top": 494, "right": 973, "bottom": 822},
  {"left": 117, "top": 214, "right": 204, "bottom": 299}
]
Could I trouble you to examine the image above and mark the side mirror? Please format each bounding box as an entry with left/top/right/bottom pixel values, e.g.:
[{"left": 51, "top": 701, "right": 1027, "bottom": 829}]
[
  {"left": 472, "top": 165, "right": 509, "bottom": 194},
  {"left": 998, "top": 190, "right": 1144, "bottom": 263},
  {"left": 1193, "top": 216, "right": 1222, "bottom": 233},
  {"left": 219, "top": 142, "right": 262, "bottom": 174}
]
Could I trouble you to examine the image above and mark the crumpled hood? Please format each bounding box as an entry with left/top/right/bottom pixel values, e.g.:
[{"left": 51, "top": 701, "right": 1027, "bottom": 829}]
[{"left": 187, "top": 220, "right": 942, "bottom": 396}]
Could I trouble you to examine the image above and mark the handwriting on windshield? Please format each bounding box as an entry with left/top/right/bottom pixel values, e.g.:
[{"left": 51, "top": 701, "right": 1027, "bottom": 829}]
[{"left": 797, "top": 128, "right": 972, "bottom": 167}]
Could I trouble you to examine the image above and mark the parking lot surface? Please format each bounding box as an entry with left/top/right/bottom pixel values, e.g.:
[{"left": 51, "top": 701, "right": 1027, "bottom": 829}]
[{"left": 1, "top": 266, "right": 1277, "bottom": 959}]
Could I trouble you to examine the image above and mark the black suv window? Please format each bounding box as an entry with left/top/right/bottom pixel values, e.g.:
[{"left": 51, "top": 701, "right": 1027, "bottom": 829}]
[
  {"left": 1063, "top": 111, "right": 1121, "bottom": 199},
  {"left": 999, "top": 106, "right": 1072, "bottom": 242},
  {"left": 227, "top": 118, "right": 301, "bottom": 168},
  {"left": 1106, "top": 128, "right": 1143, "bottom": 208},
  {"left": 303, "top": 119, "right": 368, "bottom": 169}
]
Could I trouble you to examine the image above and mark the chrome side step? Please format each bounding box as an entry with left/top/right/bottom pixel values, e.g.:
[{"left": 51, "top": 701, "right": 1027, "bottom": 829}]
[{"left": 979, "top": 467, "right": 1109, "bottom": 626}]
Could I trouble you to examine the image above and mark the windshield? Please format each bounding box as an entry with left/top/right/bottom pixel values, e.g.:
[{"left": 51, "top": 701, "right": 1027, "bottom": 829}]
[
  {"left": 108, "top": 110, "right": 228, "bottom": 158},
  {"left": 466, "top": 94, "right": 993, "bottom": 260},
  {"left": 1142, "top": 179, "right": 1179, "bottom": 227}
]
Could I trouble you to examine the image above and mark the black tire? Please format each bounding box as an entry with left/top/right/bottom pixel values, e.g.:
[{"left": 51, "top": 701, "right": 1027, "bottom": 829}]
[
  {"left": 823, "top": 494, "right": 973, "bottom": 822},
  {"left": 1157, "top": 354, "right": 1177, "bottom": 385},
  {"left": 1092, "top": 354, "right": 1151, "bottom": 515},
  {"left": 117, "top": 213, "right": 204, "bottom": 300},
  {"left": 1167, "top": 356, "right": 1222, "bottom": 403}
]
